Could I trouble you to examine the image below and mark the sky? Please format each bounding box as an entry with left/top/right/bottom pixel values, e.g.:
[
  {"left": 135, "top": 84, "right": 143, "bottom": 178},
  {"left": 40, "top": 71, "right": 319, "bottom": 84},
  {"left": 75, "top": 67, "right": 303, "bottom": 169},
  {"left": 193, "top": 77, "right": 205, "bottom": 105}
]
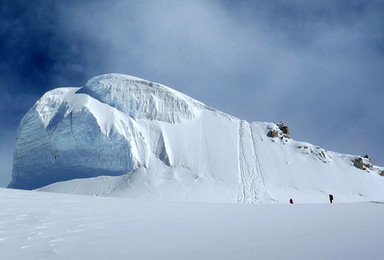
[{"left": 1, "top": 0, "right": 383, "bottom": 187}]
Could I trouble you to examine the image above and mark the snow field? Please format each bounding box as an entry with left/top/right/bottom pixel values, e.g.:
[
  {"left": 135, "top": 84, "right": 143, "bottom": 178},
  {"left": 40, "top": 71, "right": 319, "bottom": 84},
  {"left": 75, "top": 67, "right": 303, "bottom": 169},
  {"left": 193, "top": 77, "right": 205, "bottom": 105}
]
[{"left": 1, "top": 188, "right": 384, "bottom": 260}]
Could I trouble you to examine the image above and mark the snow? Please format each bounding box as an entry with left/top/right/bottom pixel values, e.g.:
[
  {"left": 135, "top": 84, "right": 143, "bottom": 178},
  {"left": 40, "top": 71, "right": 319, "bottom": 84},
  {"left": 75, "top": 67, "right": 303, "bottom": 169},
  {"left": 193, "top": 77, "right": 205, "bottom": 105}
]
[
  {"left": 1, "top": 187, "right": 384, "bottom": 260},
  {"left": 9, "top": 73, "right": 384, "bottom": 203},
  {"left": 78, "top": 73, "right": 207, "bottom": 122}
]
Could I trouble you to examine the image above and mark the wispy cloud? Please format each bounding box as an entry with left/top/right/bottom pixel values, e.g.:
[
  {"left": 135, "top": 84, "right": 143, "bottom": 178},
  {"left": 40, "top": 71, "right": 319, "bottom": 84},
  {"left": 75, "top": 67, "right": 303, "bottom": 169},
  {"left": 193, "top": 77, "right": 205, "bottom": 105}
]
[{"left": 1, "top": 0, "right": 384, "bottom": 186}]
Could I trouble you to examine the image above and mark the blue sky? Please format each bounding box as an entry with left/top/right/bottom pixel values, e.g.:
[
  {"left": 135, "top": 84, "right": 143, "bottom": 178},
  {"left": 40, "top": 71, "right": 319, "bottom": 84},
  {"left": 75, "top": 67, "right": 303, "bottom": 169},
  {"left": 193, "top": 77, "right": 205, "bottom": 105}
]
[{"left": 1, "top": 0, "right": 384, "bottom": 187}]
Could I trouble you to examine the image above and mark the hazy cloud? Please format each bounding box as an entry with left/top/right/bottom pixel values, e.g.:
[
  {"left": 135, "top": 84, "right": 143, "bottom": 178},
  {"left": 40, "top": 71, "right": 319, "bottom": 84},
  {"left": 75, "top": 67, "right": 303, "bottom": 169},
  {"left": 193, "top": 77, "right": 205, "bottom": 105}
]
[{"left": 1, "top": 0, "right": 384, "bottom": 186}]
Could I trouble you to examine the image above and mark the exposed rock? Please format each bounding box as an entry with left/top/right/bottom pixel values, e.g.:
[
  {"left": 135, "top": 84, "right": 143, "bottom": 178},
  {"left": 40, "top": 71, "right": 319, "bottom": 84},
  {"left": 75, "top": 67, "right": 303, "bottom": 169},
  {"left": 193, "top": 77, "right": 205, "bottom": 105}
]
[
  {"left": 353, "top": 157, "right": 373, "bottom": 171},
  {"left": 268, "top": 121, "right": 290, "bottom": 140},
  {"left": 268, "top": 130, "right": 279, "bottom": 138},
  {"left": 381, "top": 171, "right": 384, "bottom": 176},
  {"left": 297, "top": 144, "right": 331, "bottom": 163},
  {"left": 280, "top": 126, "right": 290, "bottom": 137},
  {"left": 354, "top": 158, "right": 364, "bottom": 169},
  {"left": 277, "top": 121, "right": 290, "bottom": 138}
]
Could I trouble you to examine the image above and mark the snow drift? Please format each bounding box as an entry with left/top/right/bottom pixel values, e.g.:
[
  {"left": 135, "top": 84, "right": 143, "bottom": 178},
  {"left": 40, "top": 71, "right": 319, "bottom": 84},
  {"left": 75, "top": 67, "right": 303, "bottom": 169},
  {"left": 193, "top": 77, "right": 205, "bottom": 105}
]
[{"left": 9, "top": 73, "right": 384, "bottom": 203}]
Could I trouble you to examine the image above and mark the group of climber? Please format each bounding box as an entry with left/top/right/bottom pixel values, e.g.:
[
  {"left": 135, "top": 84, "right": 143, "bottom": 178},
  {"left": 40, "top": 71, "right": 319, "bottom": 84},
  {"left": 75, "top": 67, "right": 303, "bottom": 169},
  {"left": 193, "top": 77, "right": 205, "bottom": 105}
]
[{"left": 289, "top": 194, "right": 333, "bottom": 204}]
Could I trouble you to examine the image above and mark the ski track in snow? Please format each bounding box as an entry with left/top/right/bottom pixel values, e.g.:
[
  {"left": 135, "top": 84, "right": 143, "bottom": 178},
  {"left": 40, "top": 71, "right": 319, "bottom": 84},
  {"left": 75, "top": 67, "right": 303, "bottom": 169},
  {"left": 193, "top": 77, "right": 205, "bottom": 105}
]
[
  {"left": 237, "top": 120, "right": 247, "bottom": 203},
  {"left": 249, "top": 123, "right": 265, "bottom": 186},
  {"left": 237, "top": 120, "right": 265, "bottom": 203}
]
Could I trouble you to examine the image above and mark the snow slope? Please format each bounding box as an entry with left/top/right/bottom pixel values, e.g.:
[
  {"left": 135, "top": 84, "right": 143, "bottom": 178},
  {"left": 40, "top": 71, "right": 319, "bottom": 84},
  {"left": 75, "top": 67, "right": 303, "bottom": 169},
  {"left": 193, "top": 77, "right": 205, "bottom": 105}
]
[
  {"left": 9, "top": 73, "right": 384, "bottom": 203},
  {"left": 1, "top": 187, "right": 384, "bottom": 260}
]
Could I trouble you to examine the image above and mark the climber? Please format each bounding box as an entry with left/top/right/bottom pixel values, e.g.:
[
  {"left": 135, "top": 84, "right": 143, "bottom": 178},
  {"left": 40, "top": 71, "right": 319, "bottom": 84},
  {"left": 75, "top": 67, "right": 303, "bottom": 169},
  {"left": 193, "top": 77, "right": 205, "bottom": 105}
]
[
  {"left": 289, "top": 198, "right": 294, "bottom": 204},
  {"left": 329, "top": 194, "right": 334, "bottom": 203}
]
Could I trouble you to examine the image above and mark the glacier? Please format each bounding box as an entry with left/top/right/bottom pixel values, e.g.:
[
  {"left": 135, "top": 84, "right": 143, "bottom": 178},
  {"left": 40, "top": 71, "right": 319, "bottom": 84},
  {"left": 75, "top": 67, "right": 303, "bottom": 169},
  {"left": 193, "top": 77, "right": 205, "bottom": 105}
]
[{"left": 9, "top": 73, "right": 384, "bottom": 203}]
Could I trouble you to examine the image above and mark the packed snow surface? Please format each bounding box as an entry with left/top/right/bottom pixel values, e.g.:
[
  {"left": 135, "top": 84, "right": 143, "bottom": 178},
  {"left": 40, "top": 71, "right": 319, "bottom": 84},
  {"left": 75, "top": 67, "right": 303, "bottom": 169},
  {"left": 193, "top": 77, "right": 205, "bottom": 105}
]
[
  {"left": 9, "top": 73, "right": 384, "bottom": 203},
  {"left": 1, "top": 188, "right": 384, "bottom": 260}
]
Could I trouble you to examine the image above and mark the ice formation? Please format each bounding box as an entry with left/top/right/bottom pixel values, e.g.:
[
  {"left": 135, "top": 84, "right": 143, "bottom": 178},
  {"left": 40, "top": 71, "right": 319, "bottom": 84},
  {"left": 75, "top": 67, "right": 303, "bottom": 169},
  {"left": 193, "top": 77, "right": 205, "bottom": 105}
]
[{"left": 9, "top": 74, "right": 384, "bottom": 203}]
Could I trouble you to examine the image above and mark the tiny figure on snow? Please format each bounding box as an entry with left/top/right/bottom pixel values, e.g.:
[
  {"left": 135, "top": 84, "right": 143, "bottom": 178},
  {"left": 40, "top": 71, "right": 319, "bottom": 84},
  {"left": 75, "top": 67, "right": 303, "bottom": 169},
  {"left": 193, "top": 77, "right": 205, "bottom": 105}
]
[
  {"left": 329, "top": 194, "right": 334, "bottom": 203},
  {"left": 289, "top": 198, "right": 294, "bottom": 204}
]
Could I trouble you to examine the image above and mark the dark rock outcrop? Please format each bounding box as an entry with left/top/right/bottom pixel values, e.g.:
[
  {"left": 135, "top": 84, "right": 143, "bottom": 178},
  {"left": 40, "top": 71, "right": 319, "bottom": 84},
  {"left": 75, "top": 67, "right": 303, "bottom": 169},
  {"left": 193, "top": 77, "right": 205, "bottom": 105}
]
[
  {"left": 268, "top": 121, "right": 290, "bottom": 140},
  {"left": 277, "top": 122, "right": 290, "bottom": 138},
  {"left": 268, "top": 130, "right": 279, "bottom": 138},
  {"left": 353, "top": 157, "right": 373, "bottom": 171}
]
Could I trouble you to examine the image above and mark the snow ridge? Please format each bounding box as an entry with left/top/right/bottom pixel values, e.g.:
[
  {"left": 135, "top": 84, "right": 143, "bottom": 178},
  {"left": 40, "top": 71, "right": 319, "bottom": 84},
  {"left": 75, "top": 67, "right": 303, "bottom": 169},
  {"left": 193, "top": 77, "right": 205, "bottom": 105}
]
[
  {"left": 77, "top": 73, "right": 206, "bottom": 123},
  {"left": 9, "top": 73, "right": 384, "bottom": 204}
]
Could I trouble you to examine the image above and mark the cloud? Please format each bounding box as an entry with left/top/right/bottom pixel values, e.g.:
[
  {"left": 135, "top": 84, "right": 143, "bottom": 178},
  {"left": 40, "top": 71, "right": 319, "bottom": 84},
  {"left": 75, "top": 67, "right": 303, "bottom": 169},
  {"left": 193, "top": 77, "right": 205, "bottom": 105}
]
[
  {"left": 0, "top": 129, "right": 16, "bottom": 187},
  {"left": 0, "top": 0, "right": 384, "bottom": 187}
]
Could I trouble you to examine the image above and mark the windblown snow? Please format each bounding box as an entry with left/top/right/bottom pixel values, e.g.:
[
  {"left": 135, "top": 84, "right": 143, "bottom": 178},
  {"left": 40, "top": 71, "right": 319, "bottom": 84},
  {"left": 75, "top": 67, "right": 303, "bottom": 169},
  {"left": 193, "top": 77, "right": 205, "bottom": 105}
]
[{"left": 8, "top": 73, "right": 384, "bottom": 203}]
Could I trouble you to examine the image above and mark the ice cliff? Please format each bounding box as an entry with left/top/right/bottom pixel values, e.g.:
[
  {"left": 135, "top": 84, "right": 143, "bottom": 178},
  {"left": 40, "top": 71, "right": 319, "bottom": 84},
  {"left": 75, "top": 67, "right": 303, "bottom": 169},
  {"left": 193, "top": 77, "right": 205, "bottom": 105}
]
[{"left": 9, "top": 74, "right": 384, "bottom": 203}]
